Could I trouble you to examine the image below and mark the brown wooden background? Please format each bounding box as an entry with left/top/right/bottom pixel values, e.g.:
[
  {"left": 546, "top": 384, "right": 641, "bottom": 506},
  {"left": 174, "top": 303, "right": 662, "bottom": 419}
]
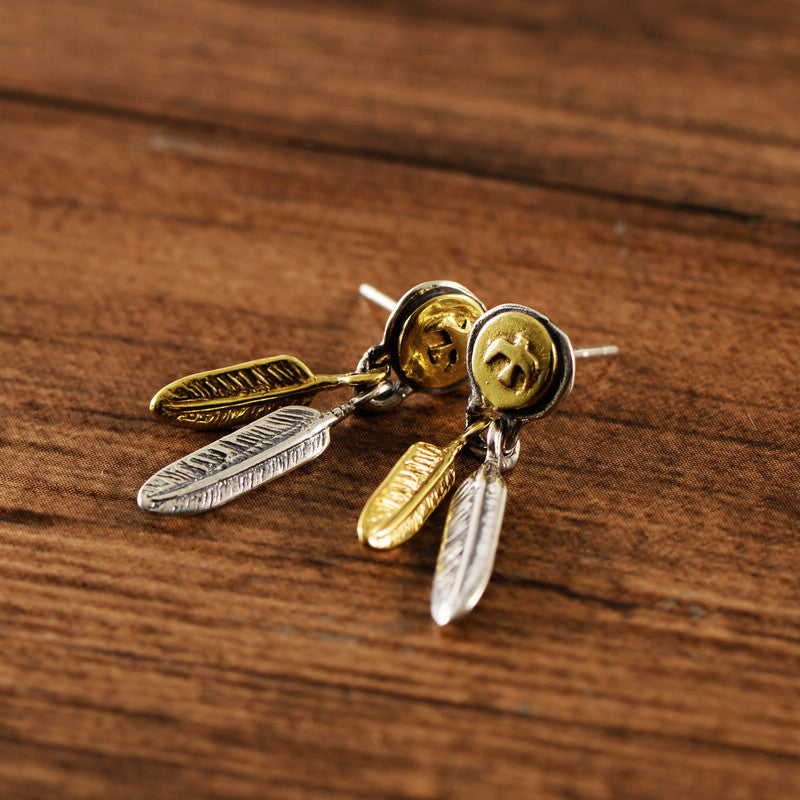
[{"left": 1, "top": 2, "right": 799, "bottom": 798}]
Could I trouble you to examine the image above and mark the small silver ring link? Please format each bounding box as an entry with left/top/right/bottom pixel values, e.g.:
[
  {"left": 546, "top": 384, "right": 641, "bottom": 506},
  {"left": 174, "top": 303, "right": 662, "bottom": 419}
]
[
  {"left": 468, "top": 415, "right": 520, "bottom": 472},
  {"left": 353, "top": 345, "right": 410, "bottom": 413}
]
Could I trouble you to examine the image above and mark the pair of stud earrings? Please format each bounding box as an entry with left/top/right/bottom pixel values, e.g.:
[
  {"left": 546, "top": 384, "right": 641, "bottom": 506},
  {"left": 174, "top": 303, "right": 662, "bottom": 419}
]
[{"left": 137, "top": 281, "right": 617, "bottom": 625}]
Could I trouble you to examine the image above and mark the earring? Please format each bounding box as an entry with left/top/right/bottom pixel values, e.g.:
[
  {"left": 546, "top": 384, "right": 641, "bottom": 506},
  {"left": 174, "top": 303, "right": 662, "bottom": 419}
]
[
  {"left": 137, "top": 281, "right": 485, "bottom": 515},
  {"left": 358, "top": 303, "right": 617, "bottom": 625}
]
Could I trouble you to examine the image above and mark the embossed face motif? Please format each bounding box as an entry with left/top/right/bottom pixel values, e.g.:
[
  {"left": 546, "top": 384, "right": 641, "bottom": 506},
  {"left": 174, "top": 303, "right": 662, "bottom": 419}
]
[
  {"left": 396, "top": 294, "right": 485, "bottom": 390},
  {"left": 470, "top": 311, "right": 556, "bottom": 410}
]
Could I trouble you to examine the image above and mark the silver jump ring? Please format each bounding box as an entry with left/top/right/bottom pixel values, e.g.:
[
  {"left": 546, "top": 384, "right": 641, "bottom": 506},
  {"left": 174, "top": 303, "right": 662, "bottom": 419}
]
[
  {"left": 353, "top": 345, "right": 410, "bottom": 413},
  {"left": 468, "top": 416, "right": 520, "bottom": 472}
]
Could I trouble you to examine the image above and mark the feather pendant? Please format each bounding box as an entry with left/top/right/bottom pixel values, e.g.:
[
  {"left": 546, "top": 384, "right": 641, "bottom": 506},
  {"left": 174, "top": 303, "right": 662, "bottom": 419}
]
[
  {"left": 358, "top": 438, "right": 466, "bottom": 550},
  {"left": 138, "top": 406, "right": 334, "bottom": 515},
  {"left": 431, "top": 462, "right": 507, "bottom": 625},
  {"left": 150, "top": 355, "right": 386, "bottom": 430}
]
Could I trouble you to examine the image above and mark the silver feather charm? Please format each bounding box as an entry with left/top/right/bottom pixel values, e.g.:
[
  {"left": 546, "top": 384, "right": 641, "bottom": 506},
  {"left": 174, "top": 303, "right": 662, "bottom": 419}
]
[
  {"left": 431, "top": 430, "right": 508, "bottom": 626},
  {"left": 138, "top": 405, "right": 340, "bottom": 515}
]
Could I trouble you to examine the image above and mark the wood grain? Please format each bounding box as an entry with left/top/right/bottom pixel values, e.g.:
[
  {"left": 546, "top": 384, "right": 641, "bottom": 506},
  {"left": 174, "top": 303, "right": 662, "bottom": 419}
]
[
  {"left": 1, "top": 2, "right": 799, "bottom": 798},
  {"left": 2, "top": 1, "right": 800, "bottom": 221}
]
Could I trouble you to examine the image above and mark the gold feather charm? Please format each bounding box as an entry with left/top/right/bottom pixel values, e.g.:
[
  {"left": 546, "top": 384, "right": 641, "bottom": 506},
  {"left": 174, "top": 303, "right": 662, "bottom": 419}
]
[
  {"left": 139, "top": 282, "right": 490, "bottom": 520},
  {"left": 358, "top": 419, "right": 490, "bottom": 550},
  {"left": 150, "top": 355, "right": 388, "bottom": 430}
]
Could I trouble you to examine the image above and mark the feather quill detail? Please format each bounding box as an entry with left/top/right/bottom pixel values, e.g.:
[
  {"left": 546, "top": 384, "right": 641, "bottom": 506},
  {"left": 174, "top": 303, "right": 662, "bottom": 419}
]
[
  {"left": 138, "top": 406, "right": 334, "bottom": 514},
  {"left": 150, "top": 355, "right": 386, "bottom": 430},
  {"left": 357, "top": 439, "right": 465, "bottom": 550},
  {"left": 431, "top": 462, "right": 507, "bottom": 625}
]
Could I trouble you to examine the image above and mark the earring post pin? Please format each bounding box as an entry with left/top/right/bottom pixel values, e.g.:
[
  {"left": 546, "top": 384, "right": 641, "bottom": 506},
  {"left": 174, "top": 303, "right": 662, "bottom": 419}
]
[
  {"left": 359, "top": 283, "right": 397, "bottom": 312},
  {"left": 574, "top": 345, "right": 619, "bottom": 359}
]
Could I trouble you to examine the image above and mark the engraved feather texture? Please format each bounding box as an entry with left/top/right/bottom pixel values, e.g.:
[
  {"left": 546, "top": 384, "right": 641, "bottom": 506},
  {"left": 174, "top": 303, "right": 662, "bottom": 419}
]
[
  {"left": 150, "top": 356, "right": 317, "bottom": 429},
  {"left": 150, "top": 355, "right": 385, "bottom": 430},
  {"left": 138, "top": 406, "right": 331, "bottom": 515},
  {"left": 358, "top": 439, "right": 464, "bottom": 550},
  {"left": 431, "top": 462, "right": 507, "bottom": 626}
]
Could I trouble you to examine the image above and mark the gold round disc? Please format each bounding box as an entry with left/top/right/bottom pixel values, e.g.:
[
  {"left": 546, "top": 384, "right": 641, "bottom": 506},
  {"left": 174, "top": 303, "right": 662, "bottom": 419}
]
[
  {"left": 396, "top": 293, "right": 485, "bottom": 390},
  {"left": 470, "top": 311, "right": 557, "bottom": 410}
]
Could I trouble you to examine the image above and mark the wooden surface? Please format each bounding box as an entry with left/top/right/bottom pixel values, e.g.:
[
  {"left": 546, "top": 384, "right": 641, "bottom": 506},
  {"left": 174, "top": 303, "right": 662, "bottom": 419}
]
[{"left": 1, "top": 2, "right": 799, "bottom": 798}]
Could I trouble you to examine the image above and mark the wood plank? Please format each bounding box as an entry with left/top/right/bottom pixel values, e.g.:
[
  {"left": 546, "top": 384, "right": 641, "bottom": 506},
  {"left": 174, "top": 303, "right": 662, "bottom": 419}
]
[
  {"left": 1, "top": 1, "right": 799, "bottom": 220},
  {"left": 1, "top": 97, "right": 799, "bottom": 798}
]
